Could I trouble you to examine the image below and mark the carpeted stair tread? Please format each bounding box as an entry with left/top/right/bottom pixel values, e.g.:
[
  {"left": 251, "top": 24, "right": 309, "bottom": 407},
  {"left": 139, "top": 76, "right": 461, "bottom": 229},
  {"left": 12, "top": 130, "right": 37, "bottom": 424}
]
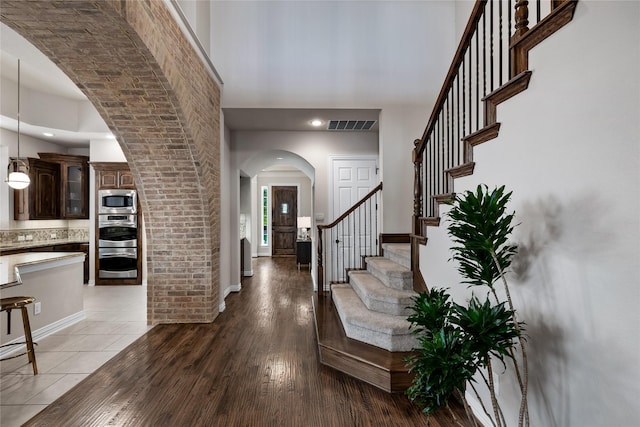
[
  {"left": 382, "top": 243, "right": 411, "bottom": 269},
  {"left": 365, "top": 257, "right": 413, "bottom": 291},
  {"left": 332, "top": 284, "right": 417, "bottom": 352},
  {"left": 349, "top": 270, "right": 417, "bottom": 316}
]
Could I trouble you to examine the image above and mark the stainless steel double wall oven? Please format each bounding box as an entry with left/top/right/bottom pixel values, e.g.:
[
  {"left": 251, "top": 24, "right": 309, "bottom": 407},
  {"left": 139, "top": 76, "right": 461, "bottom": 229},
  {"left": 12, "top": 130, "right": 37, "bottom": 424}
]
[{"left": 98, "top": 189, "right": 139, "bottom": 279}]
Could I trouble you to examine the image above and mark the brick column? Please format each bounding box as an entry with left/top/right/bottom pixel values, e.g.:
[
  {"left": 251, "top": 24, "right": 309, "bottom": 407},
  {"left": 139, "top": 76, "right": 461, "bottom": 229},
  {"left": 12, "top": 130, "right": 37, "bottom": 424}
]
[{"left": 1, "top": 0, "right": 221, "bottom": 324}]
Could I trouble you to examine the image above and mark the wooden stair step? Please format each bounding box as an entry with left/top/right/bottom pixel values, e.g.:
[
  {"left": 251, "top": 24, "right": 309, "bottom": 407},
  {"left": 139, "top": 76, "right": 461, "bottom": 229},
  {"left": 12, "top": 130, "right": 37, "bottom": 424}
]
[
  {"left": 332, "top": 284, "right": 417, "bottom": 352},
  {"left": 365, "top": 257, "right": 413, "bottom": 291},
  {"left": 349, "top": 270, "right": 417, "bottom": 316},
  {"left": 312, "top": 293, "right": 416, "bottom": 393}
]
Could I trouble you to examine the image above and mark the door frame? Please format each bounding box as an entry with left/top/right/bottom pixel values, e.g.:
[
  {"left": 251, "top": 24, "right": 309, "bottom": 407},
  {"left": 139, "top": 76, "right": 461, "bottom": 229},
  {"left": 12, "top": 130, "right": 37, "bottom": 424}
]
[
  {"left": 271, "top": 185, "right": 299, "bottom": 256},
  {"left": 258, "top": 182, "right": 301, "bottom": 257},
  {"left": 328, "top": 155, "right": 379, "bottom": 223}
]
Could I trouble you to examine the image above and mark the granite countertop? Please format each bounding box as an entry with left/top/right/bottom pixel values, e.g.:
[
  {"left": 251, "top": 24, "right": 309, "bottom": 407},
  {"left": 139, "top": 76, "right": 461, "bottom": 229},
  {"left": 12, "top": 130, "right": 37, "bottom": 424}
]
[
  {"left": 0, "top": 238, "right": 89, "bottom": 252},
  {"left": 0, "top": 252, "right": 87, "bottom": 288}
]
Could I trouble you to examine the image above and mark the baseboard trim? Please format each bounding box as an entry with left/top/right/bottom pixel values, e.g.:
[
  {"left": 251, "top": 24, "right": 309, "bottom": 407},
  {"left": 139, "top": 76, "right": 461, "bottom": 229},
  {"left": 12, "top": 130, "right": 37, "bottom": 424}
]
[
  {"left": 0, "top": 310, "right": 86, "bottom": 358},
  {"left": 220, "top": 282, "right": 242, "bottom": 313},
  {"left": 242, "top": 269, "right": 254, "bottom": 277}
]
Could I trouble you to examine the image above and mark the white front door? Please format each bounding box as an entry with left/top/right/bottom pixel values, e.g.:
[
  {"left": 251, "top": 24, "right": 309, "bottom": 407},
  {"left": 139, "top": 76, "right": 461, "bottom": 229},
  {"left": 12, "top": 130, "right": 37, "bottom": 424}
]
[{"left": 328, "top": 157, "right": 379, "bottom": 282}]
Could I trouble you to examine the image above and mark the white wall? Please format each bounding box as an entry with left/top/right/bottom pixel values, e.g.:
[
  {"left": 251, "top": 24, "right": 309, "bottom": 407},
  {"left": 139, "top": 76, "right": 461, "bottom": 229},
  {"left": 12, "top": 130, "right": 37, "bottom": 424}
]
[
  {"left": 220, "top": 121, "right": 241, "bottom": 309},
  {"left": 378, "top": 106, "right": 431, "bottom": 233},
  {"left": 233, "top": 130, "right": 378, "bottom": 226},
  {"left": 420, "top": 3, "right": 640, "bottom": 426}
]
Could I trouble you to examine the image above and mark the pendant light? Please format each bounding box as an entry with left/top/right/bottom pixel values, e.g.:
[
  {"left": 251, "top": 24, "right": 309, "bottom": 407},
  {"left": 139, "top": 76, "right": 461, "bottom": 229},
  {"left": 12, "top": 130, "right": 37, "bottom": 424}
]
[{"left": 5, "top": 59, "right": 31, "bottom": 190}]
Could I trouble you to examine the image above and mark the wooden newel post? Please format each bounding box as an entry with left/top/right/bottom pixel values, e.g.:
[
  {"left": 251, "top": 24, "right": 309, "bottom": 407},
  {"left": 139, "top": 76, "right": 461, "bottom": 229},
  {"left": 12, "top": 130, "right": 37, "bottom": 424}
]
[
  {"left": 513, "top": 0, "right": 530, "bottom": 38},
  {"left": 317, "top": 227, "right": 324, "bottom": 295},
  {"left": 412, "top": 139, "right": 423, "bottom": 238},
  {"left": 511, "top": 0, "right": 530, "bottom": 77}
]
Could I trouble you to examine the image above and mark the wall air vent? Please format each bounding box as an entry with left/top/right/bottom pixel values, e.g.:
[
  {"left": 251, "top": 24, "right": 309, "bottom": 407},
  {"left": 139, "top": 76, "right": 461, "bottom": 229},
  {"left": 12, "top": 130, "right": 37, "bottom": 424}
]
[{"left": 327, "top": 120, "right": 377, "bottom": 131}]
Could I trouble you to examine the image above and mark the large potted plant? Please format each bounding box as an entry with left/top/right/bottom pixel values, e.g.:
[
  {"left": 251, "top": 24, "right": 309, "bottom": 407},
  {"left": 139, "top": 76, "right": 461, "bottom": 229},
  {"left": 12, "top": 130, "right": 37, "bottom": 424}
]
[{"left": 406, "top": 185, "right": 529, "bottom": 427}]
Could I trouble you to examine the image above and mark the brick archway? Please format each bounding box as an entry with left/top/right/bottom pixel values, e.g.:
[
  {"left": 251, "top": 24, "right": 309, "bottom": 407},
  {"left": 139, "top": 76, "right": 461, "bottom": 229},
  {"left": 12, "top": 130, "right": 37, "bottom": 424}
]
[{"left": 1, "top": 1, "right": 220, "bottom": 324}]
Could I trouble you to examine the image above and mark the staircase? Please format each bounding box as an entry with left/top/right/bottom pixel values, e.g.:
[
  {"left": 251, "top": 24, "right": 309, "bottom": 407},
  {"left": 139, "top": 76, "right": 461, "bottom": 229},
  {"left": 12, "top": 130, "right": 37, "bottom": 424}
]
[
  {"left": 314, "top": 0, "right": 579, "bottom": 394},
  {"left": 313, "top": 243, "right": 418, "bottom": 393},
  {"left": 332, "top": 244, "right": 417, "bottom": 352}
]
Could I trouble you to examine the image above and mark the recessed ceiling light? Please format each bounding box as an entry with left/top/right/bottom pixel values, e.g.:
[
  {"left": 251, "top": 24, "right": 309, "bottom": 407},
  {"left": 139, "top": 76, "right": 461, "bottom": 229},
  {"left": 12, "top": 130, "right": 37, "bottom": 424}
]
[
  {"left": 43, "top": 132, "right": 54, "bottom": 137},
  {"left": 276, "top": 157, "right": 284, "bottom": 160},
  {"left": 310, "top": 119, "right": 324, "bottom": 127}
]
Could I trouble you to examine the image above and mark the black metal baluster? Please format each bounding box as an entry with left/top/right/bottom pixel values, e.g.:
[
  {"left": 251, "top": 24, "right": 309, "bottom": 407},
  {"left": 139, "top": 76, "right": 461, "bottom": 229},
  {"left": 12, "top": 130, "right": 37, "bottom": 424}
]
[
  {"left": 483, "top": 6, "right": 487, "bottom": 97},
  {"left": 499, "top": 0, "right": 503, "bottom": 86},
  {"left": 463, "top": 56, "right": 467, "bottom": 141},
  {"left": 456, "top": 73, "right": 461, "bottom": 164},
  {"left": 508, "top": 0, "right": 512, "bottom": 78},
  {"left": 476, "top": 31, "right": 480, "bottom": 130},
  {"left": 444, "top": 91, "right": 452, "bottom": 170},
  {"left": 351, "top": 212, "right": 355, "bottom": 272},
  {"left": 440, "top": 111, "right": 445, "bottom": 195},
  {"left": 490, "top": 0, "right": 494, "bottom": 92},
  {"left": 469, "top": 39, "right": 473, "bottom": 134}
]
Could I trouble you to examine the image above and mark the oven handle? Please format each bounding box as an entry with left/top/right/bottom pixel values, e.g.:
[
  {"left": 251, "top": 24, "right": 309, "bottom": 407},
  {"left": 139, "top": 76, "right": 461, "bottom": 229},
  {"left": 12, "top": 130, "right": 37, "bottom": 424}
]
[
  {"left": 99, "top": 251, "right": 137, "bottom": 259},
  {"left": 98, "top": 222, "right": 137, "bottom": 229}
]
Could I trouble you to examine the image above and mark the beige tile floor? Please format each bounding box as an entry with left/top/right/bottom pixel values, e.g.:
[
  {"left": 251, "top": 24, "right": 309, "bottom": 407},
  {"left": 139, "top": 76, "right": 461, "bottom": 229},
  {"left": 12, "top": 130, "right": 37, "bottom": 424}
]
[{"left": 0, "top": 285, "right": 150, "bottom": 427}]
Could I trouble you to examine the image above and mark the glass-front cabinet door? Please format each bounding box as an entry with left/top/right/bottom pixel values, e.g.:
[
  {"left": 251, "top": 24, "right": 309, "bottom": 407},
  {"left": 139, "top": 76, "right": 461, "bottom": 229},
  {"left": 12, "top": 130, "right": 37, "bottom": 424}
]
[
  {"left": 65, "top": 163, "right": 86, "bottom": 218},
  {"left": 38, "top": 153, "right": 90, "bottom": 219}
]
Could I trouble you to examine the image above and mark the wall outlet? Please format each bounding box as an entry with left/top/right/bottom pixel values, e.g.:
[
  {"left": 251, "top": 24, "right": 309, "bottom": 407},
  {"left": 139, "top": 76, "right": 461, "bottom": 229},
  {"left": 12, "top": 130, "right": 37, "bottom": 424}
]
[
  {"left": 17, "top": 235, "right": 25, "bottom": 241},
  {"left": 25, "top": 235, "right": 33, "bottom": 241},
  {"left": 50, "top": 233, "right": 57, "bottom": 239},
  {"left": 34, "top": 302, "right": 42, "bottom": 315}
]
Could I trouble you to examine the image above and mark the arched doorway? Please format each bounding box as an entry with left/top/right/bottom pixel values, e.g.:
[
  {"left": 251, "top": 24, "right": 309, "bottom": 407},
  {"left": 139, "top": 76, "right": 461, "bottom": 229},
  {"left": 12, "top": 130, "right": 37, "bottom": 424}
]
[{"left": 1, "top": 0, "right": 221, "bottom": 324}]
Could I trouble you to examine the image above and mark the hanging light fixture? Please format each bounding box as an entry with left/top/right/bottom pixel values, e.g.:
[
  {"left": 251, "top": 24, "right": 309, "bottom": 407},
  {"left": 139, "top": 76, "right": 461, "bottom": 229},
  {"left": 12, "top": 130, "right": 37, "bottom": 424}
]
[{"left": 6, "top": 59, "right": 30, "bottom": 190}]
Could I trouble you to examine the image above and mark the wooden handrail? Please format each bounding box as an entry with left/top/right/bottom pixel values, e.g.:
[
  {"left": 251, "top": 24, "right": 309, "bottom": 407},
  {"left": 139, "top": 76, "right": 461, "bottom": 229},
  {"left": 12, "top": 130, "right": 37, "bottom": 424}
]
[
  {"left": 415, "top": 0, "right": 487, "bottom": 156},
  {"left": 318, "top": 182, "right": 383, "bottom": 230},
  {"left": 317, "top": 182, "right": 382, "bottom": 294},
  {"left": 412, "top": 0, "right": 578, "bottom": 251}
]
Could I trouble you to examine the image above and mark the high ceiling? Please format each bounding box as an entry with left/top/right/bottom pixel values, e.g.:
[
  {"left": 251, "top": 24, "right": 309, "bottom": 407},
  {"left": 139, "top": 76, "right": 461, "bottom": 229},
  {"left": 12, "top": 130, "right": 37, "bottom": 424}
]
[{"left": 0, "top": 1, "right": 458, "bottom": 146}]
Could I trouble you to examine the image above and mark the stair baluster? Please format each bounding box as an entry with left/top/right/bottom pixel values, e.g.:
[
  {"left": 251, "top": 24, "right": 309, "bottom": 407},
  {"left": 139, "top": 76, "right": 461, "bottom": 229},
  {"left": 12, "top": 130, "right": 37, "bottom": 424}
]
[
  {"left": 411, "top": 0, "right": 577, "bottom": 277},
  {"left": 317, "top": 183, "right": 382, "bottom": 294}
]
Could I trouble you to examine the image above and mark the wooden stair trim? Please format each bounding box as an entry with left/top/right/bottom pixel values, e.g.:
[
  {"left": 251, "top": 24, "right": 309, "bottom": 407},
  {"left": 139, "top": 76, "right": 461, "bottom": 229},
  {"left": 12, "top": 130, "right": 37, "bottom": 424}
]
[
  {"left": 313, "top": 293, "right": 415, "bottom": 393},
  {"left": 511, "top": 0, "right": 578, "bottom": 75},
  {"left": 462, "top": 122, "right": 501, "bottom": 147},
  {"left": 433, "top": 193, "right": 455, "bottom": 204},
  {"left": 423, "top": 217, "right": 440, "bottom": 227},
  {"left": 483, "top": 71, "right": 533, "bottom": 125},
  {"left": 446, "top": 162, "right": 475, "bottom": 179}
]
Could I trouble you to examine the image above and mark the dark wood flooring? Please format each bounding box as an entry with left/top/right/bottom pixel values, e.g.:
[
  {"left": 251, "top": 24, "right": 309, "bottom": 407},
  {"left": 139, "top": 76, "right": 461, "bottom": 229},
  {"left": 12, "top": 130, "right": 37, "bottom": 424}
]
[{"left": 25, "top": 257, "right": 470, "bottom": 426}]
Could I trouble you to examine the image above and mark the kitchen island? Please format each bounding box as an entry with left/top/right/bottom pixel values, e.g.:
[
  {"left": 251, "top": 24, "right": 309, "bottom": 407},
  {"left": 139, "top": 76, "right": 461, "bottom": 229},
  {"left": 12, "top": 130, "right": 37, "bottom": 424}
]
[{"left": 0, "top": 252, "right": 86, "bottom": 356}]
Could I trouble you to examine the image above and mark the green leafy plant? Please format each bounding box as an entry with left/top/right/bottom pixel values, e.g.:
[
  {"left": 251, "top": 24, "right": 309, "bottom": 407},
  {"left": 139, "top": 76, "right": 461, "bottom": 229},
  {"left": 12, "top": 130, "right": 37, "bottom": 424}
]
[{"left": 406, "top": 185, "right": 529, "bottom": 427}]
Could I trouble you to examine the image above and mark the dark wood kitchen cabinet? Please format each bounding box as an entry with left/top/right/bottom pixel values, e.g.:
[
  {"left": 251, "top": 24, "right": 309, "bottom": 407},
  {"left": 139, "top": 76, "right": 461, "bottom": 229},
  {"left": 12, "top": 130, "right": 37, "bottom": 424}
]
[
  {"left": 14, "top": 158, "right": 61, "bottom": 220},
  {"left": 39, "top": 153, "right": 89, "bottom": 219},
  {"left": 93, "top": 163, "right": 135, "bottom": 189},
  {"left": 13, "top": 154, "right": 89, "bottom": 220}
]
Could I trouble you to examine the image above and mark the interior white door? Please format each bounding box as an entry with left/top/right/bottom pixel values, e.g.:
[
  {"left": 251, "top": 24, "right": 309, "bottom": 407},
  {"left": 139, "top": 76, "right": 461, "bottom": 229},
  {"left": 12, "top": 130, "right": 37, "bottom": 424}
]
[{"left": 329, "top": 157, "right": 379, "bottom": 282}]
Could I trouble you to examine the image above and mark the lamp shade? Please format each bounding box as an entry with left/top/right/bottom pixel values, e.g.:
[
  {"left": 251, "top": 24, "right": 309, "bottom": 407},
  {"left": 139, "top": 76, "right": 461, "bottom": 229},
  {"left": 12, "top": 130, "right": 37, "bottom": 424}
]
[
  {"left": 6, "top": 171, "right": 30, "bottom": 189},
  {"left": 297, "top": 216, "right": 312, "bottom": 229}
]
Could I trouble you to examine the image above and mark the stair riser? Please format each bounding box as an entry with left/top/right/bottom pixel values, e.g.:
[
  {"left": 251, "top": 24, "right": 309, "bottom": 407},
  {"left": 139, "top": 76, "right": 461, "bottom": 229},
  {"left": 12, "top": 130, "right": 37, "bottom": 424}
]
[
  {"left": 340, "top": 321, "right": 417, "bottom": 352},
  {"left": 332, "top": 285, "right": 417, "bottom": 352},
  {"left": 385, "top": 251, "right": 410, "bottom": 269},
  {"left": 381, "top": 244, "right": 411, "bottom": 269},
  {"left": 351, "top": 283, "right": 413, "bottom": 316},
  {"left": 367, "top": 263, "right": 413, "bottom": 291}
]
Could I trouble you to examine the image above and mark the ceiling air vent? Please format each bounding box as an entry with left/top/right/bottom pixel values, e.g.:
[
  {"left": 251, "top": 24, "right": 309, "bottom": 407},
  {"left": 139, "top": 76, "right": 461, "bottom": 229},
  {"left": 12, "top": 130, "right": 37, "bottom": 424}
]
[{"left": 327, "top": 120, "right": 377, "bottom": 131}]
